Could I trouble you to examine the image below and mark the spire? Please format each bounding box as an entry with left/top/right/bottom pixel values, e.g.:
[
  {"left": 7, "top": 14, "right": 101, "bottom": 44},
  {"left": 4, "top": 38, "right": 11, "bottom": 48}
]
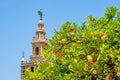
[{"left": 21, "top": 52, "right": 25, "bottom": 62}]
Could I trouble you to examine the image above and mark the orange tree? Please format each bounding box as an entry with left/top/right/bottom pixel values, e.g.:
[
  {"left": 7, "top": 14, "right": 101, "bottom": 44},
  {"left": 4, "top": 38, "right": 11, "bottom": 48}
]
[{"left": 24, "top": 7, "right": 120, "bottom": 80}]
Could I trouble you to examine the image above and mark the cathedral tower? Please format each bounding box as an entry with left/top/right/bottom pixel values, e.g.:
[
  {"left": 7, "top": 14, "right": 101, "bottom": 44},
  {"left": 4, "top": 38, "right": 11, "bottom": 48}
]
[{"left": 21, "top": 10, "right": 47, "bottom": 80}]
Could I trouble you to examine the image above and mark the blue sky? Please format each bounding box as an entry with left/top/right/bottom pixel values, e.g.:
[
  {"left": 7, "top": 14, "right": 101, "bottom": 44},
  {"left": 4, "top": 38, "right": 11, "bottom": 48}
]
[{"left": 0, "top": 0, "right": 120, "bottom": 80}]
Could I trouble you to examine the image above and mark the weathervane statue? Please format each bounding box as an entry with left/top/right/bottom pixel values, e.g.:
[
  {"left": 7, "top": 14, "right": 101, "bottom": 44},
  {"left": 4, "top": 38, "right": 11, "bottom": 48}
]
[{"left": 38, "top": 10, "right": 43, "bottom": 20}]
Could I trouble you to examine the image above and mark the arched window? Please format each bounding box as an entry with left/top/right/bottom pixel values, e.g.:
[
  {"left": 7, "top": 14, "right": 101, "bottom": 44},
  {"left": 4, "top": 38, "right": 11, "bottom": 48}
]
[
  {"left": 31, "top": 67, "right": 34, "bottom": 72},
  {"left": 35, "top": 47, "right": 39, "bottom": 55}
]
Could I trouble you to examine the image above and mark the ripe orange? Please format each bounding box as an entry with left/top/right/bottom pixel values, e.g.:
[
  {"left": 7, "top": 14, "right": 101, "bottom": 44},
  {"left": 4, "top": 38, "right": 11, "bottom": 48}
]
[
  {"left": 76, "top": 41, "right": 81, "bottom": 44},
  {"left": 70, "top": 32, "right": 75, "bottom": 36},
  {"left": 55, "top": 52, "right": 62, "bottom": 57},
  {"left": 88, "top": 58, "right": 93, "bottom": 63},
  {"left": 101, "top": 35, "right": 107, "bottom": 41},
  {"left": 87, "top": 55, "right": 93, "bottom": 63},
  {"left": 83, "top": 66, "right": 88, "bottom": 72},
  {"left": 117, "top": 57, "right": 120, "bottom": 62},
  {"left": 117, "top": 71, "right": 120, "bottom": 78},
  {"left": 105, "top": 76, "right": 110, "bottom": 80},
  {"left": 92, "top": 70, "right": 98, "bottom": 75},
  {"left": 89, "top": 32, "right": 94, "bottom": 37},
  {"left": 87, "top": 55, "right": 92, "bottom": 59},
  {"left": 61, "top": 39, "right": 66, "bottom": 44}
]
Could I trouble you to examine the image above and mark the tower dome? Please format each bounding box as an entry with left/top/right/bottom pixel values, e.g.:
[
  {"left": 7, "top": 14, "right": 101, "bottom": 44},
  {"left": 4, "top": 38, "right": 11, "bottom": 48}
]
[{"left": 38, "top": 20, "right": 44, "bottom": 26}]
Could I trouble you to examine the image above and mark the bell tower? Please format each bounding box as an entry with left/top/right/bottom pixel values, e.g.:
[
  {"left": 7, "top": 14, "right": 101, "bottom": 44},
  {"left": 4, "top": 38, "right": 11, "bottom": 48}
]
[
  {"left": 21, "top": 10, "right": 47, "bottom": 80},
  {"left": 30, "top": 10, "right": 47, "bottom": 64}
]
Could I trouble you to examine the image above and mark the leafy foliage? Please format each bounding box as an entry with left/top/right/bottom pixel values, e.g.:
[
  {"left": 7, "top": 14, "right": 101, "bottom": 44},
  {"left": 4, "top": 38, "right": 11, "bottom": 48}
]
[{"left": 24, "top": 7, "right": 120, "bottom": 80}]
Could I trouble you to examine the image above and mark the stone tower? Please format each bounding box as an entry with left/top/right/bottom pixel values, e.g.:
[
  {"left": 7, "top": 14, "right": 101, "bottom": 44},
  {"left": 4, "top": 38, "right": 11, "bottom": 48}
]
[{"left": 21, "top": 11, "right": 47, "bottom": 80}]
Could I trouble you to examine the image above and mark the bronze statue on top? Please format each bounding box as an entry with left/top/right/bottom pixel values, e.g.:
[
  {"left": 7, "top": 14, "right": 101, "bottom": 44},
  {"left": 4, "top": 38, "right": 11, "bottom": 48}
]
[{"left": 38, "top": 10, "right": 43, "bottom": 20}]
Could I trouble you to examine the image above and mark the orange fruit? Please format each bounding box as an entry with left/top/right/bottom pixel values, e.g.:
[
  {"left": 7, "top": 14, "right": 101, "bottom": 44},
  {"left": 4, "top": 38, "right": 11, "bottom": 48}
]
[
  {"left": 89, "top": 32, "right": 94, "bottom": 37},
  {"left": 88, "top": 58, "right": 93, "bottom": 63},
  {"left": 87, "top": 55, "right": 93, "bottom": 63},
  {"left": 87, "top": 55, "right": 92, "bottom": 59},
  {"left": 101, "top": 35, "right": 107, "bottom": 41},
  {"left": 117, "top": 57, "right": 120, "bottom": 62},
  {"left": 70, "top": 32, "right": 75, "bottom": 36},
  {"left": 76, "top": 41, "right": 81, "bottom": 44},
  {"left": 117, "top": 71, "right": 120, "bottom": 78},
  {"left": 92, "top": 70, "right": 98, "bottom": 75},
  {"left": 55, "top": 52, "right": 62, "bottom": 56},
  {"left": 61, "top": 39, "right": 66, "bottom": 44},
  {"left": 105, "top": 76, "right": 110, "bottom": 80},
  {"left": 83, "top": 66, "right": 88, "bottom": 72}
]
